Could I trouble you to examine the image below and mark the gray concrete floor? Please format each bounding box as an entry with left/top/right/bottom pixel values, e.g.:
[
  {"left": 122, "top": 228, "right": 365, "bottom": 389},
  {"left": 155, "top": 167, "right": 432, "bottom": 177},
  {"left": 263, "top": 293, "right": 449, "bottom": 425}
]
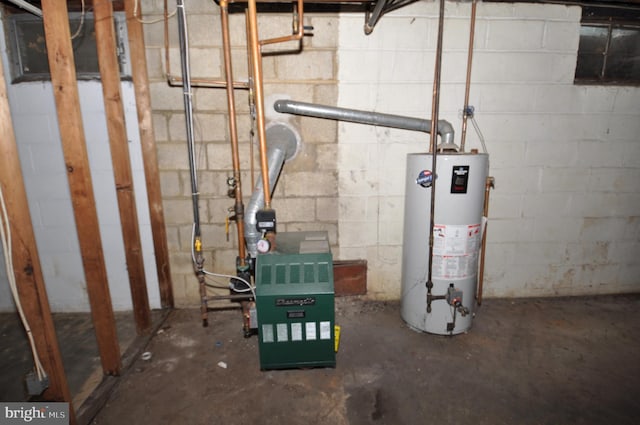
[
  {"left": 89, "top": 295, "right": 640, "bottom": 425},
  {"left": 0, "top": 311, "right": 158, "bottom": 409}
]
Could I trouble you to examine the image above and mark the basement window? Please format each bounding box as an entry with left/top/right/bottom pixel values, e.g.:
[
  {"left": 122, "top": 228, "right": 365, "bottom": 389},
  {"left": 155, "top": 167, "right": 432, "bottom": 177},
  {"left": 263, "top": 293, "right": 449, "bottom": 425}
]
[
  {"left": 3, "top": 12, "right": 130, "bottom": 83},
  {"left": 575, "top": 7, "right": 640, "bottom": 85}
]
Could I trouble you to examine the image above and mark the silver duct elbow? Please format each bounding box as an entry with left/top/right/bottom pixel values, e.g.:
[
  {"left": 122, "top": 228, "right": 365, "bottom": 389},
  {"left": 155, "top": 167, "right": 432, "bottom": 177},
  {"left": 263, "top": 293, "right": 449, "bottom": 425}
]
[
  {"left": 244, "top": 123, "right": 299, "bottom": 258},
  {"left": 274, "top": 99, "right": 455, "bottom": 147}
]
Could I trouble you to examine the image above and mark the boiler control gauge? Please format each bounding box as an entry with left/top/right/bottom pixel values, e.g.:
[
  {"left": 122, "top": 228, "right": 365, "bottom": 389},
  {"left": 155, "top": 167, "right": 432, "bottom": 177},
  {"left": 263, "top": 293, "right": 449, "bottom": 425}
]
[{"left": 257, "top": 238, "right": 271, "bottom": 254}]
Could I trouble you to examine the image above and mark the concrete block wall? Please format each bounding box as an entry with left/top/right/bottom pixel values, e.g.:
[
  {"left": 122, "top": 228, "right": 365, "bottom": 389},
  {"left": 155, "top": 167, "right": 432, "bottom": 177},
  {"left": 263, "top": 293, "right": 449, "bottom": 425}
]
[
  {"left": 338, "top": 2, "right": 640, "bottom": 299},
  {"left": 140, "top": 0, "right": 638, "bottom": 305},
  {"left": 141, "top": 0, "right": 340, "bottom": 306}
]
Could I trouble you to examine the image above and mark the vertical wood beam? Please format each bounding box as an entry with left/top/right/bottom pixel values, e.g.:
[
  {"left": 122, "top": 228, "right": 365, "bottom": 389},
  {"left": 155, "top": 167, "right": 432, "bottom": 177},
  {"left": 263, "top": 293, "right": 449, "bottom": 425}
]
[
  {"left": 94, "top": 0, "right": 151, "bottom": 334},
  {"left": 0, "top": 48, "right": 76, "bottom": 425},
  {"left": 41, "top": 0, "right": 121, "bottom": 375},
  {"left": 124, "top": 0, "right": 174, "bottom": 308}
]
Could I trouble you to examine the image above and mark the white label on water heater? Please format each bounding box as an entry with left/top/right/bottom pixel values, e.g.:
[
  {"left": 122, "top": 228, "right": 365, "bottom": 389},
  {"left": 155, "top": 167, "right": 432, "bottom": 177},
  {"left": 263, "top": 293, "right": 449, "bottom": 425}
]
[
  {"left": 433, "top": 224, "right": 481, "bottom": 255},
  {"left": 432, "top": 224, "right": 481, "bottom": 279}
]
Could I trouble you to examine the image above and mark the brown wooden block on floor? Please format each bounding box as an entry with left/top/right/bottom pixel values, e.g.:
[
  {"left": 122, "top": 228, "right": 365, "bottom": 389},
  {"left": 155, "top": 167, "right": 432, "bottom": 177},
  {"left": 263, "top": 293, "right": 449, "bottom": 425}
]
[{"left": 333, "top": 260, "right": 367, "bottom": 296}]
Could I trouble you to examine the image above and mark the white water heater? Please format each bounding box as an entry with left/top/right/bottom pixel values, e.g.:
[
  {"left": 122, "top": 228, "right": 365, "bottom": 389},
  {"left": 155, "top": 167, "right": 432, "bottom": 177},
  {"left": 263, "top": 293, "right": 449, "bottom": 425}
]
[{"left": 401, "top": 152, "right": 489, "bottom": 335}]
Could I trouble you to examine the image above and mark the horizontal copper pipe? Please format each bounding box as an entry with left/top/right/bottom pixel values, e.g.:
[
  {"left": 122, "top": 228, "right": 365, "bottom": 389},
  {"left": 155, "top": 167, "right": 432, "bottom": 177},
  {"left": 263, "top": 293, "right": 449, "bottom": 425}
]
[
  {"left": 260, "top": 0, "right": 304, "bottom": 46},
  {"left": 168, "top": 75, "right": 249, "bottom": 89}
]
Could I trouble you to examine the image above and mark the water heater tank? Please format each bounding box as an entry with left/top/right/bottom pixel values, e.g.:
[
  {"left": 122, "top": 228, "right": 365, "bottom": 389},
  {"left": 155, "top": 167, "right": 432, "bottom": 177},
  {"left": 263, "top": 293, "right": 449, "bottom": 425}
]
[{"left": 401, "top": 152, "right": 489, "bottom": 335}]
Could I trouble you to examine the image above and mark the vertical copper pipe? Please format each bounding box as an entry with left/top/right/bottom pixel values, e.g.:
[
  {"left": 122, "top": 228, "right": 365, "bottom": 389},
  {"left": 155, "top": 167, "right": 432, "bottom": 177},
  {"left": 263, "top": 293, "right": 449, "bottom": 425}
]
[
  {"left": 426, "top": 0, "right": 446, "bottom": 313},
  {"left": 477, "top": 176, "right": 494, "bottom": 305},
  {"left": 164, "top": 0, "right": 170, "bottom": 77},
  {"left": 220, "top": 0, "right": 247, "bottom": 265},
  {"left": 460, "top": 0, "right": 477, "bottom": 153},
  {"left": 247, "top": 0, "right": 271, "bottom": 209},
  {"left": 259, "top": 0, "right": 305, "bottom": 46},
  {"left": 245, "top": 9, "right": 256, "bottom": 191}
]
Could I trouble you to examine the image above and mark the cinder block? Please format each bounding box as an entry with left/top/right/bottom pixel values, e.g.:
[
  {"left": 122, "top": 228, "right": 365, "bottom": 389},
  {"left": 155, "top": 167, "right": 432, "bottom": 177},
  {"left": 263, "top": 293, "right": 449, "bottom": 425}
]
[
  {"left": 490, "top": 167, "right": 540, "bottom": 194},
  {"left": 579, "top": 217, "right": 631, "bottom": 242},
  {"left": 486, "top": 20, "right": 544, "bottom": 51},
  {"left": 543, "top": 21, "right": 580, "bottom": 52},
  {"left": 300, "top": 117, "right": 338, "bottom": 144},
  {"left": 168, "top": 47, "right": 222, "bottom": 80},
  {"left": 205, "top": 142, "right": 234, "bottom": 171},
  {"left": 187, "top": 14, "right": 221, "bottom": 47},
  {"left": 163, "top": 198, "right": 201, "bottom": 225},
  {"left": 339, "top": 196, "right": 379, "bottom": 222},
  {"left": 160, "top": 171, "right": 181, "bottom": 197},
  {"left": 589, "top": 168, "right": 640, "bottom": 193},
  {"left": 525, "top": 141, "right": 579, "bottom": 167},
  {"left": 338, "top": 170, "right": 378, "bottom": 196},
  {"left": 284, "top": 171, "right": 337, "bottom": 197},
  {"left": 607, "top": 114, "right": 640, "bottom": 141},
  {"left": 489, "top": 193, "right": 522, "bottom": 219},
  {"left": 487, "top": 218, "right": 535, "bottom": 243},
  {"left": 316, "top": 144, "right": 338, "bottom": 171},
  {"left": 309, "top": 16, "right": 339, "bottom": 48},
  {"left": 522, "top": 192, "right": 572, "bottom": 217},
  {"left": 156, "top": 143, "right": 191, "bottom": 170},
  {"left": 339, "top": 220, "right": 378, "bottom": 248},
  {"left": 564, "top": 241, "right": 610, "bottom": 266},
  {"left": 529, "top": 217, "right": 582, "bottom": 242},
  {"left": 276, "top": 51, "right": 335, "bottom": 81},
  {"left": 539, "top": 166, "right": 590, "bottom": 192},
  {"left": 270, "top": 197, "right": 316, "bottom": 222},
  {"left": 316, "top": 197, "right": 338, "bottom": 222},
  {"left": 378, "top": 219, "right": 403, "bottom": 245},
  {"left": 150, "top": 81, "right": 184, "bottom": 111}
]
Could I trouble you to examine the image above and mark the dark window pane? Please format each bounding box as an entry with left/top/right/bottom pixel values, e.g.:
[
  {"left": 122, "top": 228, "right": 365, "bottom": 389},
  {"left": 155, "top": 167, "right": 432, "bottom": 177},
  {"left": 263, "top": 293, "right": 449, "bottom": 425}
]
[
  {"left": 605, "top": 27, "right": 640, "bottom": 80},
  {"left": 576, "top": 53, "right": 604, "bottom": 79},
  {"left": 576, "top": 23, "right": 640, "bottom": 84},
  {"left": 578, "top": 25, "right": 608, "bottom": 54}
]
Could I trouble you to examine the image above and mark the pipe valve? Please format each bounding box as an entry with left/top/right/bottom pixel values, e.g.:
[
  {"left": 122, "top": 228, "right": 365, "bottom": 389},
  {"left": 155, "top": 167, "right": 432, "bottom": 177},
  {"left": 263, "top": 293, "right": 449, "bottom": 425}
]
[{"left": 446, "top": 285, "right": 469, "bottom": 317}]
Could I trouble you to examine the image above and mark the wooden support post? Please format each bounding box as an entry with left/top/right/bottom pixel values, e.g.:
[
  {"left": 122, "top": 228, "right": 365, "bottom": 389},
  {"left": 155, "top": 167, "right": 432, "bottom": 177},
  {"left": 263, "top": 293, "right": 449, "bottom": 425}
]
[
  {"left": 94, "top": 0, "right": 152, "bottom": 334},
  {"left": 0, "top": 52, "right": 77, "bottom": 425},
  {"left": 124, "top": 0, "right": 174, "bottom": 309},
  {"left": 41, "top": 0, "right": 121, "bottom": 375}
]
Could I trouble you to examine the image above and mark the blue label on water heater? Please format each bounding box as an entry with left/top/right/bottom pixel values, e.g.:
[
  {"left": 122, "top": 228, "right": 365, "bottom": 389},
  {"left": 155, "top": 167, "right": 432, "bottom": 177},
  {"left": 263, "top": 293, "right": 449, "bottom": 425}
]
[{"left": 416, "top": 170, "right": 434, "bottom": 188}]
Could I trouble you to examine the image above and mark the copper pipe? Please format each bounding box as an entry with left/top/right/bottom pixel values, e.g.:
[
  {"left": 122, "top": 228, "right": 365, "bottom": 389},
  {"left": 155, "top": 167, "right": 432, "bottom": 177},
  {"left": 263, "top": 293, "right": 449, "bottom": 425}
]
[
  {"left": 259, "top": 0, "right": 305, "bottom": 46},
  {"left": 164, "top": 1, "right": 248, "bottom": 90},
  {"left": 220, "top": 0, "right": 247, "bottom": 266},
  {"left": 426, "top": 0, "right": 445, "bottom": 313},
  {"left": 247, "top": 0, "right": 271, "bottom": 209},
  {"left": 245, "top": 10, "right": 256, "bottom": 190},
  {"left": 164, "top": 0, "right": 170, "bottom": 77},
  {"left": 460, "top": 0, "right": 478, "bottom": 152},
  {"left": 477, "top": 176, "right": 494, "bottom": 306},
  {"left": 168, "top": 76, "right": 249, "bottom": 89}
]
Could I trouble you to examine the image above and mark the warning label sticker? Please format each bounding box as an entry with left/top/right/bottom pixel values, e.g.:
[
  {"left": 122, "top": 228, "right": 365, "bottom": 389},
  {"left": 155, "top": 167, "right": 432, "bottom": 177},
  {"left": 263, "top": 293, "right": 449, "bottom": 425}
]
[{"left": 432, "top": 224, "right": 481, "bottom": 279}]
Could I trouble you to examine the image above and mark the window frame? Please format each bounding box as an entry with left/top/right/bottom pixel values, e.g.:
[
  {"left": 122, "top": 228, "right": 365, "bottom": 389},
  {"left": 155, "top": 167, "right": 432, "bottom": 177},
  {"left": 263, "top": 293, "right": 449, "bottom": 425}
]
[{"left": 575, "top": 9, "right": 640, "bottom": 86}]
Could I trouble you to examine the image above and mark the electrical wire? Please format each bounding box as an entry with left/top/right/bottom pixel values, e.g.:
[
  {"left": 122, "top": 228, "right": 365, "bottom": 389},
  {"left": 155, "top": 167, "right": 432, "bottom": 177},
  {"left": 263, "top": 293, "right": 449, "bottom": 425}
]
[
  {"left": 0, "top": 185, "right": 47, "bottom": 381},
  {"left": 470, "top": 115, "right": 488, "bottom": 154},
  {"left": 190, "top": 224, "right": 256, "bottom": 299},
  {"left": 70, "top": 0, "right": 85, "bottom": 40},
  {"left": 135, "top": 0, "right": 176, "bottom": 24},
  {"left": 134, "top": 0, "right": 177, "bottom": 24}
]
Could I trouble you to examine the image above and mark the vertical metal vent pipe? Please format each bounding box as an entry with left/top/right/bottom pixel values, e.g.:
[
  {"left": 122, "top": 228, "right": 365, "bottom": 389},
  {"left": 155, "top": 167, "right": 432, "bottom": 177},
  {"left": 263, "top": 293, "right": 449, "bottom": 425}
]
[
  {"left": 273, "top": 100, "right": 455, "bottom": 146},
  {"left": 244, "top": 124, "right": 299, "bottom": 258}
]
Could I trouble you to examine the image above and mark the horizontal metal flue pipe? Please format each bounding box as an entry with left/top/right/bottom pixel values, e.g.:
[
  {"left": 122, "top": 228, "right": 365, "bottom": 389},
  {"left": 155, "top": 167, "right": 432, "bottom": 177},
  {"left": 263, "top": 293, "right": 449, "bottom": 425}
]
[{"left": 274, "top": 99, "right": 455, "bottom": 146}]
